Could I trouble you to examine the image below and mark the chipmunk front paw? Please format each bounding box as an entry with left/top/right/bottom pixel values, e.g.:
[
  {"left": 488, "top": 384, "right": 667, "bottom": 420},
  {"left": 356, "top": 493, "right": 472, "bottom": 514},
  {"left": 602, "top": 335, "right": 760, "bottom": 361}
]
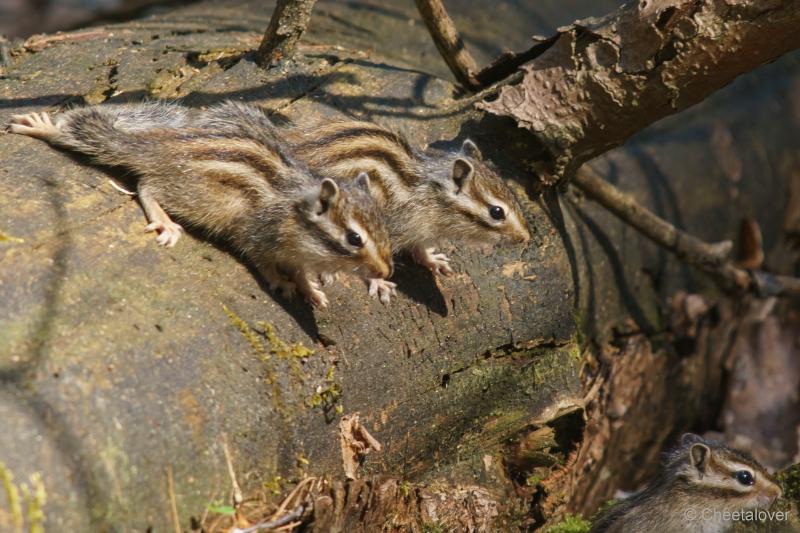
[
  {"left": 303, "top": 281, "right": 329, "bottom": 309},
  {"left": 412, "top": 246, "right": 454, "bottom": 276},
  {"left": 368, "top": 278, "right": 397, "bottom": 304}
]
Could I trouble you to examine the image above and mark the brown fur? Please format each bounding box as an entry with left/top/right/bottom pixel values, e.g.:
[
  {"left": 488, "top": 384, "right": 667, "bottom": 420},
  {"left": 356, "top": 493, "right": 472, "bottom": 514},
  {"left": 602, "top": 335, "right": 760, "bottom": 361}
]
[
  {"left": 284, "top": 119, "right": 532, "bottom": 256},
  {"left": 8, "top": 102, "right": 393, "bottom": 308}
]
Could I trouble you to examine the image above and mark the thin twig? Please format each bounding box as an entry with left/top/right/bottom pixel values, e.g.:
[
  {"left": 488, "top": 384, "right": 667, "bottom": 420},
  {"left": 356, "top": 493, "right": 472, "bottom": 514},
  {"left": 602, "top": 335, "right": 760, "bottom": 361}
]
[
  {"left": 414, "top": 0, "right": 480, "bottom": 90},
  {"left": 573, "top": 166, "right": 733, "bottom": 267},
  {"left": 572, "top": 166, "right": 800, "bottom": 298},
  {"left": 166, "top": 465, "right": 181, "bottom": 533},
  {"left": 222, "top": 435, "right": 243, "bottom": 507},
  {"left": 232, "top": 504, "right": 305, "bottom": 533},
  {"left": 271, "top": 476, "right": 316, "bottom": 519},
  {"left": 257, "top": 0, "right": 318, "bottom": 68}
]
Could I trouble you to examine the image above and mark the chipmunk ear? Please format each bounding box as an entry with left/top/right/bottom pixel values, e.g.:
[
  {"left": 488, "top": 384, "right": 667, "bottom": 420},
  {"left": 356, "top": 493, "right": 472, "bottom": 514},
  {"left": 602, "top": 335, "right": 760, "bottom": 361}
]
[
  {"left": 681, "top": 433, "right": 703, "bottom": 446},
  {"left": 461, "top": 139, "right": 482, "bottom": 160},
  {"left": 318, "top": 178, "right": 339, "bottom": 214},
  {"left": 452, "top": 158, "right": 474, "bottom": 193},
  {"left": 354, "top": 172, "right": 371, "bottom": 194},
  {"left": 690, "top": 443, "right": 710, "bottom": 475}
]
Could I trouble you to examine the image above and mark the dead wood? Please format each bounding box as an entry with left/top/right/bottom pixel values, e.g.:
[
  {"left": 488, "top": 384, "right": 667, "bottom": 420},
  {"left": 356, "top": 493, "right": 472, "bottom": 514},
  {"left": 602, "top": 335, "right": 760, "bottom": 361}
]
[
  {"left": 478, "top": 0, "right": 800, "bottom": 183},
  {"left": 257, "top": 0, "right": 318, "bottom": 68},
  {"left": 414, "top": 0, "right": 480, "bottom": 90}
]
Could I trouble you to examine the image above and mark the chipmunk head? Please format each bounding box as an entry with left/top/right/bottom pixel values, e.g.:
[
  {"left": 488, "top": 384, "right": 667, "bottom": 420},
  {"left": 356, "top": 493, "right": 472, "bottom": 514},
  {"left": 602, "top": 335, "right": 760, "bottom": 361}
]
[
  {"left": 297, "top": 173, "right": 393, "bottom": 279},
  {"left": 675, "top": 433, "right": 781, "bottom": 512},
  {"left": 434, "top": 139, "right": 530, "bottom": 245}
]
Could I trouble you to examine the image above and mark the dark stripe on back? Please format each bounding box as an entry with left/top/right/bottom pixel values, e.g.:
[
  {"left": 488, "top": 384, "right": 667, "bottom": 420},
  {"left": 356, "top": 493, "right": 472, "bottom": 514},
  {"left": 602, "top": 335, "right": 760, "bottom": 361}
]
[
  {"left": 185, "top": 145, "right": 283, "bottom": 182},
  {"left": 309, "top": 146, "right": 420, "bottom": 187},
  {"left": 301, "top": 126, "right": 414, "bottom": 156}
]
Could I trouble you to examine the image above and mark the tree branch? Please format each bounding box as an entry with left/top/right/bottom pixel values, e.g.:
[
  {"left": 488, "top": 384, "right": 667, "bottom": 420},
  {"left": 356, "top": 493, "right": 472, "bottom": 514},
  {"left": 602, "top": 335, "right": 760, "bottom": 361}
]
[
  {"left": 257, "top": 0, "right": 318, "bottom": 68},
  {"left": 479, "top": 0, "right": 800, "bottom": 183},
  {"left": 572, "top": 167, "right": 800, "bottom": 298},
  {"left": 414, "top": 0, "right": 480, "bottom": 90}
]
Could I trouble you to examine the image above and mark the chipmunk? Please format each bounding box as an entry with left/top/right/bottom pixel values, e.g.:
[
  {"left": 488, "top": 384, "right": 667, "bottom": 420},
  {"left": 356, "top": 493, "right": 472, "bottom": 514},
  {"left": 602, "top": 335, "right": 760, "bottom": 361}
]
[
  {"left": 279, "top": 118, "right": 532, "bottom": 302},
  {"left": 590, "top": 433, "right": 782, "bottom": 533},
  {"left": 8, "top": 102, "right": 393, "bottom": 308}
]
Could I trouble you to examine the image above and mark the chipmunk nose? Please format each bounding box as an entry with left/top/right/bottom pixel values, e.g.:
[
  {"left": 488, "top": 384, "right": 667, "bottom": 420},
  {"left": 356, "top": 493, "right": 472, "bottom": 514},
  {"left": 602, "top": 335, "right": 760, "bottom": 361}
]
[
  {"left": 381, "top": 259, "right": 394, "bottom": 279},
  {"left": 517, "top": 226, "right": 531, "bottom": 244},
  {"left": 369, "top": 256, "right": 393, "bottom": 279}
]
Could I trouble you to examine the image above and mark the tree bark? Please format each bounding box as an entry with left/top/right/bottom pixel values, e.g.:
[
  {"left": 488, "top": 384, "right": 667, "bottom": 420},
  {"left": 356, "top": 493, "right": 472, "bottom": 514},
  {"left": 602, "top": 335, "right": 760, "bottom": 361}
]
[
  {"left": 257, "top": 0, "right": 317, "bottom": 68},
  {"left": 0, "top": 0, "right": 799, "bottom": 531},
  {"left": 479, "top": 0, "right": 800, "bottom": 183}
]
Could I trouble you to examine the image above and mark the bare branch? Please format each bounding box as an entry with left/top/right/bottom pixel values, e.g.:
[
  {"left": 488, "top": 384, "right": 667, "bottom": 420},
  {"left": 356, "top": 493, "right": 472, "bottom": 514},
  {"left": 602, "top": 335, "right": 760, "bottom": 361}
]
[
  {"left": 572, "top": 167, "right": 800, "bottom": 299},
  {"left": 414, "top": 0, "right": 480, "bottom": 90},
  {"left": 480, "top": 0, "right": 800, "bottom": 183},
  {"left": 257, "top": 0, "right": 318, "bottom": 68}
]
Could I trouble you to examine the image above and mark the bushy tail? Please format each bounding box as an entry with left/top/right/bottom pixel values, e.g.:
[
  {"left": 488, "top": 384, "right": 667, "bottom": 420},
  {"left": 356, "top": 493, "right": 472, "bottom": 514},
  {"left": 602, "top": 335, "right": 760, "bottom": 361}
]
[{"left": 52, "top": 102, "right": 189, "bottom": 167}]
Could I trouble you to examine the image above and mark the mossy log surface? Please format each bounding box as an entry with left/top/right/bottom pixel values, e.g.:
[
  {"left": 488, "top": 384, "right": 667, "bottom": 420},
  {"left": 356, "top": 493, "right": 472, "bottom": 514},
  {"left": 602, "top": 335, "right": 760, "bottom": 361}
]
[{"left": 0, "top": 0, "right": 799, "bottom": 530}]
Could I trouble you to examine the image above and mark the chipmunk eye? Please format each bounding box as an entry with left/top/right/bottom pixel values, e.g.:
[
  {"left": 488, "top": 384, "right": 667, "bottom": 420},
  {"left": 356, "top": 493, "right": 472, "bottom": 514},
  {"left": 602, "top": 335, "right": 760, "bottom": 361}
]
[
  {"left": 489, "top": 205, "right": 505, "bottom": 220},
  {"left": 735, "top": 470, "right": 755, "bottom": 486},
  {"left": 347, "top": 230, "right": 364, "bottom": 248}
]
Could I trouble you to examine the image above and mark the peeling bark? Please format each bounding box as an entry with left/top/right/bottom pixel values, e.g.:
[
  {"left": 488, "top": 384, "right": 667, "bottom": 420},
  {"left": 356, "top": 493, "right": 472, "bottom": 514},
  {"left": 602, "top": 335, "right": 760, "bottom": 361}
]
[{"left": 479, "top": 0, "right": 800, "bottom": 183}]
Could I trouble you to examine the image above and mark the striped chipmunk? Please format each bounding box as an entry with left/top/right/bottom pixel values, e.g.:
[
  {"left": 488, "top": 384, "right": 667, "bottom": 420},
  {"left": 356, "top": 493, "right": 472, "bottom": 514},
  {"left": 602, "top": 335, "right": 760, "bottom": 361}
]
[
  {"left": 279, "top": 116, "right": 532, "bottom": 302},
  {"left": 8, "top": 102, "right": 393, "bottom": 309},
  {"left": 590, "top": 433, "right": 782, "bottom": 533}
]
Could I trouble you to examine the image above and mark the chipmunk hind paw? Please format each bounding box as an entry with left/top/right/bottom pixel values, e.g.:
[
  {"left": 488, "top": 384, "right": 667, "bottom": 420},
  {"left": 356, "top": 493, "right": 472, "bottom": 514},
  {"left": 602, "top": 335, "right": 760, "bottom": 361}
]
[{"left": 8, "top": 112, "right": 61, "bottom": 139}]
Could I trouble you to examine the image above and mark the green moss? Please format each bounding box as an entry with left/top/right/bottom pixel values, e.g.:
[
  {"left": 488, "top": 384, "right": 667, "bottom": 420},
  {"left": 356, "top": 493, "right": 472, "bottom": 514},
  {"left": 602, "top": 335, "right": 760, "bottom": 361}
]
[
  {"left": 262, "top": 476, "right": 283, "bottom": 496},
  {"left": 256, "top": 320, "right": 314, "bottom": 384},
  {"left": 0, "top": 232, "right": 24, "bottom": 244},
  {"left": 777, "top": 463, "right": 800, "bottom": 505},
  {"left": 305, "top": 364, "right": 342, "bottom": 414},
  {"left": 421, "top": 523, "right": 446, "bottom": 533},
  {"left": 21, "top": 474, "right": 46, "bottom": 533},
  {"left": 222, "top": 305, "right": 283, "bottom": 413},
  {"left": 545, "top": 514, "right": 591, "bottom": 533},
  {"left": 0, "top": 462, "right": 46, "bottom": 533},
  {"left": 0, "top": 461, "right": 23, "bottom": 531},
  {"left": 222, "top": 304, "right": 268, "bottom": 360}
]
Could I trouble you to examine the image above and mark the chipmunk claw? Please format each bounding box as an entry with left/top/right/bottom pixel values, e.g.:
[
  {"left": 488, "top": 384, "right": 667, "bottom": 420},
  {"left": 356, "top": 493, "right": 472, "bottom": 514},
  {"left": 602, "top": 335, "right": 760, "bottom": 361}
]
[
  {"left": 413, "top": 246, "right": 453, "bottom": 276},
  {"left": 368, "top": 278, "right": 397, "bottom": 304},
  {"left": 305, "top": 282, "right": 329, "bottom": 309},
  {"left": 145, "top": 220, "right": 183, "bottom": 247}
]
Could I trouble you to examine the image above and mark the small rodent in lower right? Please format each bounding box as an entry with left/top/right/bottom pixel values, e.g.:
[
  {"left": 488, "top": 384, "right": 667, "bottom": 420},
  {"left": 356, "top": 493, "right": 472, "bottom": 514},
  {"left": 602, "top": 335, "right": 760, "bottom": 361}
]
[
  {"left": 590, "top": 433, "right": 782, "bottom": 533},
  {"left": 9, "top": 102, "right": 393, "bottom": 309}
]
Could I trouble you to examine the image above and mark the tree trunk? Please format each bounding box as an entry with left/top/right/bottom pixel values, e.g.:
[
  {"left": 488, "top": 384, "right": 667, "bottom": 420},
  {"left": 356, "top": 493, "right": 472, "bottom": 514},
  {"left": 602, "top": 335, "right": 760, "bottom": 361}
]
[{"left": 0, "top": 0, "right": 798, "bottom": 531}]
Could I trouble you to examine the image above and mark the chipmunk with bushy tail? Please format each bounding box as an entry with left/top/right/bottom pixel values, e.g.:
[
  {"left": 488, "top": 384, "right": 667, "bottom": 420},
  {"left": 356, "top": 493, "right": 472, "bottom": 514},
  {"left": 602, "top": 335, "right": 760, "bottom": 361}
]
[
  {"left": 8, "top": 102, "right": 393, "bottom": 308},
  {"left": 590, "top": 433, "right": 782, "bottom": 533},
  {"left": 280, "top": 117, "right": 531, "bottom": 302}
]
